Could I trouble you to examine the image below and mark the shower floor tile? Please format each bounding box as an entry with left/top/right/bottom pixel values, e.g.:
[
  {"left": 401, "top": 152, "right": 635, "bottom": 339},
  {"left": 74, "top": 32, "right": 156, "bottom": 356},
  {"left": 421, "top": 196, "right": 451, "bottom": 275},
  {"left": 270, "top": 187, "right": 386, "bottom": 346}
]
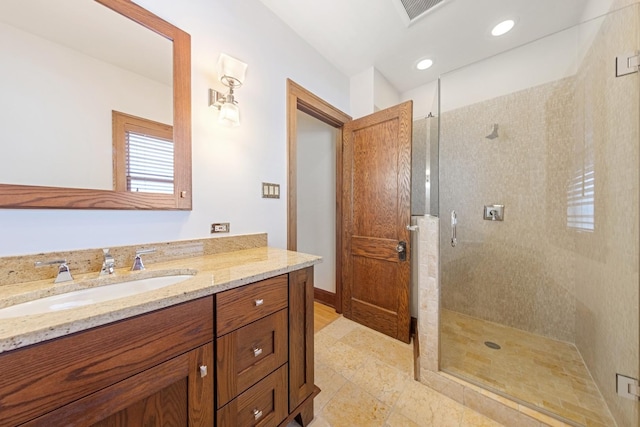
[{"left": 440, "top": 309, "right": 616, "bottom": 427}]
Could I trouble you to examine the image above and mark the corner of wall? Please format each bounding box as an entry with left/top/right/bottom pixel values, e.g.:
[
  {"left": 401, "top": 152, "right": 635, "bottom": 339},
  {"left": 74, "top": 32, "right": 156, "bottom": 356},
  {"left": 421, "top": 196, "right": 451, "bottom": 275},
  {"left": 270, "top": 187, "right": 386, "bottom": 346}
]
[
  {"left": 350, "top": 67, "right": 375, "bottom": 119},
  {"left": 401, "top": 80, "right": 439, "bottom": 120},
  {"left": 373, "top": 68, "right": 400, "bottom": 111}
]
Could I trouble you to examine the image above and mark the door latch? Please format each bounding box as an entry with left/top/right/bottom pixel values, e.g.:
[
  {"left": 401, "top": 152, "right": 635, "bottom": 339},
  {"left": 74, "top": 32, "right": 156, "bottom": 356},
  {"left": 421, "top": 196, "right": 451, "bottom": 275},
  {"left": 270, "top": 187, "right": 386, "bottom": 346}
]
[{"left": 396, "top": 241, "right": 407, "bottom": 261}]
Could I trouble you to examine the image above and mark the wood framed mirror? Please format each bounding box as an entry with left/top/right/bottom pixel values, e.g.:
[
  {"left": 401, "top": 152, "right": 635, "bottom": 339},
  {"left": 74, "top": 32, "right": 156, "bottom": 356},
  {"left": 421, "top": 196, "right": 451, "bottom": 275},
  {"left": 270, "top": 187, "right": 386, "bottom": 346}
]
[{"left": 0, "top": 0, "right": 191, "bottom": 210}]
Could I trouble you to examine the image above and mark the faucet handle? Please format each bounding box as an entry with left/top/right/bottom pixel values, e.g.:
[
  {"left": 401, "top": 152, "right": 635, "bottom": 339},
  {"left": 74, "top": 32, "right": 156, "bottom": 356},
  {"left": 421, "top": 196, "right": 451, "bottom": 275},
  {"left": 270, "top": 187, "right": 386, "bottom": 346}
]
[
  {"left": 35, "top": 259, "right": 73, "bottom": 283},
  {"left": 132, "top": 248, "right": 156, "bottom": 271},
  {"left": 100, "top": 248, "right": 115, "bottom": 276}
]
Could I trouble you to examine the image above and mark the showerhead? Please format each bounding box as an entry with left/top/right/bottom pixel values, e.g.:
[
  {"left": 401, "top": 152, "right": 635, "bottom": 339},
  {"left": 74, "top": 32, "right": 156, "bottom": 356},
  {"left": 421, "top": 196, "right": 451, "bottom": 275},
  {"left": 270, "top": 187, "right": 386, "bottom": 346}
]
[{"left": 486, "top": 123, "right": 499, "bottom": 140}]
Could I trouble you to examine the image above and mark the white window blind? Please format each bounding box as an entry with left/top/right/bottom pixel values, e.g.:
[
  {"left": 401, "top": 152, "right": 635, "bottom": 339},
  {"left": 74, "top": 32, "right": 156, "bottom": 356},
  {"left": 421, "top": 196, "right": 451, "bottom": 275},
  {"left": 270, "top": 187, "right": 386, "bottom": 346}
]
[
  {"left": 125, "top": 131, "right": 174, "bottom": 194},
  {"left": 566, "top": 164, "right": 595, "bottom": 232}
]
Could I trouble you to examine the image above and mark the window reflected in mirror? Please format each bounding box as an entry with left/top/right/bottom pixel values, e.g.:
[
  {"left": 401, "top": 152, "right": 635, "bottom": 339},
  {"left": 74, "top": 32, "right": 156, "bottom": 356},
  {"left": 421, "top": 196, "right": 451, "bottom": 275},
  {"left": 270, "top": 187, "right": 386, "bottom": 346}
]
[{"left": 112, "top": 111, "right": 174, "bottom": 195}]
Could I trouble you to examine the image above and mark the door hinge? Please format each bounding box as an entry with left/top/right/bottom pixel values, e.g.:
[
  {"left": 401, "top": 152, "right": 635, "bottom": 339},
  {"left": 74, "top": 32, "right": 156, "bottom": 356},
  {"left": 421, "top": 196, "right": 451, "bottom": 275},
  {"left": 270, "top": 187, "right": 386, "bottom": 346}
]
[
  {"left": 616, "top": 52, "right": 639, "bottom": 77},
  {"left": 617, "top": 374, "right": 640, "bottom": 400}
]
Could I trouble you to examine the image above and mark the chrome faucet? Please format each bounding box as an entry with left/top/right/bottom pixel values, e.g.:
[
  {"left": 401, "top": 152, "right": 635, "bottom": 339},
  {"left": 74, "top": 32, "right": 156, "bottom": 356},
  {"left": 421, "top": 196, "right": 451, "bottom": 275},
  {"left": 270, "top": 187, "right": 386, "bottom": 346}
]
[
  {"left": 35, "top": 259, "right": 73, "bottom": 283},
  {"left": 132, "top": 248, "right": 156, "bottom": 271},
  {"left": 100, "top": 248, "right": 115, "bottom": 276}
]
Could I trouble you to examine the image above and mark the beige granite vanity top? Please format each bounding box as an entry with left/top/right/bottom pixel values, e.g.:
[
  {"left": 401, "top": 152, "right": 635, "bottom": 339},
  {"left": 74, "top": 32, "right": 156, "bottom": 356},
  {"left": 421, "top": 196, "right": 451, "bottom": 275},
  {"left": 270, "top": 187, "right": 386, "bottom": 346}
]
[{"left": 0, "top": 247, "right": 321, "bottom": 353}]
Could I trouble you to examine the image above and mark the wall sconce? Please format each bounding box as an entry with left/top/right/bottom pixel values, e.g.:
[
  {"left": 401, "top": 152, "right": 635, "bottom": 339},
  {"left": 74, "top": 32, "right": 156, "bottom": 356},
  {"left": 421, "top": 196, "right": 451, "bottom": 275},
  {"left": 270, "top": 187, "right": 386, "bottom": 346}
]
[{"left": 209, "top": 53, "right": 247, "bottom": 127}]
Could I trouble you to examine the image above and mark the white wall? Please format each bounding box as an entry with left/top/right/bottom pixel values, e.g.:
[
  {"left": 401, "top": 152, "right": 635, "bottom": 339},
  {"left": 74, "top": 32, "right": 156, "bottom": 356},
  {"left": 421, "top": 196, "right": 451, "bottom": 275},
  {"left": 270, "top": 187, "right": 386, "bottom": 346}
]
[
  {"left": 373, "top": 69, "right": 400, "bottom": 111},
  {"left": 438, "top": 27, "right": 579, "bottom": 112},
  {"left": 582, "top": 0, "right": 615, "bottom": 20},
  {"left": 402, "top": 80, "right": 438, "bottom": 119},
  {"left": 351, "top": 66, "right": 402, "bottom": 119},
  {"left": 296, "top": 112, "right": 336, "bottom": 293},
  {"left": 350, "top": 67, "right": 375, "bottom": 119},
  {"left": 0, "top": 0, "right": 350, "bottom": 256},
  {"left": 0, "top": 22, "right": 172, "bottom": 190}
]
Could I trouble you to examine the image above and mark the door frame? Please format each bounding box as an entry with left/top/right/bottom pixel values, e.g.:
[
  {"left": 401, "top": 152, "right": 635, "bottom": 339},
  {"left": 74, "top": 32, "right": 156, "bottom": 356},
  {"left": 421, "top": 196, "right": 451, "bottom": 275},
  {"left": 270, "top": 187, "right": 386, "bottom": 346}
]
[{"left": 286, "top": 79, "right": 351, "bottom": 312}]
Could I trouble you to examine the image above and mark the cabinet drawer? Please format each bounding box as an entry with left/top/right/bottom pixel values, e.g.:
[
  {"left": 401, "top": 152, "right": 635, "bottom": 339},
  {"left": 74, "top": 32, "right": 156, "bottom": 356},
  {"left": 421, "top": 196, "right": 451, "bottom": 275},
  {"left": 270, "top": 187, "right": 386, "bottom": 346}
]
[
  {"left": 217, "top": 364, "right": 288, "bottom": 427},
  {"left": 216, "top": 275, "right": 288, "bottom": 336},
  {"left": 217, "top": 309, "right": 288, "bottom": 408}
]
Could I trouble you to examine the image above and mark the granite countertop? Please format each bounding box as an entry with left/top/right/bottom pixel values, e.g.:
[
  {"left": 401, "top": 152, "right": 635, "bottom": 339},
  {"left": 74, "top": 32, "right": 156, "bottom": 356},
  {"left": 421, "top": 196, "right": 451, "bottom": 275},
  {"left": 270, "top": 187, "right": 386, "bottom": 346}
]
[{"left": 0, "top": 247, "right": 321, "bottom": 354}]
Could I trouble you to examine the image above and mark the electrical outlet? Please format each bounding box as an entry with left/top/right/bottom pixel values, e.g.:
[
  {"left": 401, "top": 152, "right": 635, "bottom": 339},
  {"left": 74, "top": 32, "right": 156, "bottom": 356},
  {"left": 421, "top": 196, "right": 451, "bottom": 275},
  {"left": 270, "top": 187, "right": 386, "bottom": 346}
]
[{"left": 211, "top": 223, "right": 230, "bottom": 233}]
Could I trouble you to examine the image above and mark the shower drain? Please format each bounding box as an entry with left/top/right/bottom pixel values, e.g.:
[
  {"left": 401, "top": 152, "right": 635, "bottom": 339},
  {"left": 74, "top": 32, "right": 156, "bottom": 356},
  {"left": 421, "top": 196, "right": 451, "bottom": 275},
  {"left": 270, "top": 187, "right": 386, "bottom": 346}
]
[{"left": 484, "top": 341, "right": 501, "bottom": 350}]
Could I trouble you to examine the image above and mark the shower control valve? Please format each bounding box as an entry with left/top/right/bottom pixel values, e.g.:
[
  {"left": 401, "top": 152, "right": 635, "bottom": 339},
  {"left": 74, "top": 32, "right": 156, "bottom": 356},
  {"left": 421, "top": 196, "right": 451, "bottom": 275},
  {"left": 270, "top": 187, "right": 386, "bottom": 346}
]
[{"left": 483, "top": 205, "right": 504, "bottom": 221}]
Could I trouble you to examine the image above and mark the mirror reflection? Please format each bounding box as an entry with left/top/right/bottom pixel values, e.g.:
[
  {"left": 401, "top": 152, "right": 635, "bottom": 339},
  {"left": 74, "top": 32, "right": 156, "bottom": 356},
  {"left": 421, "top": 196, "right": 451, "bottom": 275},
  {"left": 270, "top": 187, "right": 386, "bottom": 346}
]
[{"left": 0, "top": 0, "right": 173, "bottom": 193}]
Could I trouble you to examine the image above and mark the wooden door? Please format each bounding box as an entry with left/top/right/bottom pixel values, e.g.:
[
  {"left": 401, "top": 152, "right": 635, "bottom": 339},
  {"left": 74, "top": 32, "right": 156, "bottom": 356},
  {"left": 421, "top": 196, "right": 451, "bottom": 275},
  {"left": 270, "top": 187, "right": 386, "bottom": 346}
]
[{"left": 342, "top": 101, "right": 412, "bottom": 343}]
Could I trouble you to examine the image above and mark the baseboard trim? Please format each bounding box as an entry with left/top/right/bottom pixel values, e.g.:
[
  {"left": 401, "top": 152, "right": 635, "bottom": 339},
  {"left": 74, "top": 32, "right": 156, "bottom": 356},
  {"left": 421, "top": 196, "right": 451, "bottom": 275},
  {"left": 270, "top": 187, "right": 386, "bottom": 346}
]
[{"left": 314, "top": 288, "right": 336, "bottom": 308}]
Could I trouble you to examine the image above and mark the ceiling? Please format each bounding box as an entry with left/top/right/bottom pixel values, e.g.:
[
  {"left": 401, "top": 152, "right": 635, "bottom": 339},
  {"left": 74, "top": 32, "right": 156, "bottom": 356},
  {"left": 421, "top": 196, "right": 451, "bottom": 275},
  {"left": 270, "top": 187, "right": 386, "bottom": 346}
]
[{"left": 258, "top": 0, "right": 610, "bottom": 93}]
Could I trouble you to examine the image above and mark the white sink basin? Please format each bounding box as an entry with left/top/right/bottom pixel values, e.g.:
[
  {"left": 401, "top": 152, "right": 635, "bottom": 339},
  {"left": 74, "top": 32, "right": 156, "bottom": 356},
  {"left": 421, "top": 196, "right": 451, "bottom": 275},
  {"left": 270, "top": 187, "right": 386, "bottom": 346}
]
[{"left": 0, "top": 274, "right": 195, "bottom": 319}]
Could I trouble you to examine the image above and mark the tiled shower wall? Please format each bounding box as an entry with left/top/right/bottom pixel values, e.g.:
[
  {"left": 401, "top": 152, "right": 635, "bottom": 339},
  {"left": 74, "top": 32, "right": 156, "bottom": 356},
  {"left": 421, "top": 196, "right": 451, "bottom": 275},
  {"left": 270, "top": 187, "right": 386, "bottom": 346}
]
[
  {"left": 435, "top": 4, "right": 639, "bottom": 426},
  {"left": 439, "top": 75, "right": 578, "bottom": 343}
]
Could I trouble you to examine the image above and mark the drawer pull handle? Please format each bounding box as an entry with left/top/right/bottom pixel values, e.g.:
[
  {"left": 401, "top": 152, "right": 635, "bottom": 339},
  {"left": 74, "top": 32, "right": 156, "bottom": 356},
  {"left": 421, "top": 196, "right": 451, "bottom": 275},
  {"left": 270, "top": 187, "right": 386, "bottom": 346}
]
[
  {"left": 199, "top": 365, "right": 208, "bottom": 378},
  {"left": 253, "top": 408, "right": 263, "bottom": 420},
  {"left": 253, "top": 347, "right": 263, "bottom": 357},
  {"left": 254, "top": 298, "right": 264, "bottom": 307}
]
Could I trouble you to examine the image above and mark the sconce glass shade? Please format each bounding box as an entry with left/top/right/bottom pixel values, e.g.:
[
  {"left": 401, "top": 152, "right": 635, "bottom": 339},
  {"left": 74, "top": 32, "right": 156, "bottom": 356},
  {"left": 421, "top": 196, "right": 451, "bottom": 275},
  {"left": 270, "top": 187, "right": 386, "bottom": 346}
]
[
  {"left": 219, "top": 101, "right": 240, "bottom": 127},
  {"left": 217, "top": 53, "right": 248, "bottom": 87}
]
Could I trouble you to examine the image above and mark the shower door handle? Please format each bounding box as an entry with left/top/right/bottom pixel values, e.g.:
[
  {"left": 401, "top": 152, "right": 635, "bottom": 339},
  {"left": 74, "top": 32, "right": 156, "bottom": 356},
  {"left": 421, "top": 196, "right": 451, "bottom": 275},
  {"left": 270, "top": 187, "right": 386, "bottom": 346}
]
[{"left": 451, "top": 210, "right": 457, "bottom": 247}]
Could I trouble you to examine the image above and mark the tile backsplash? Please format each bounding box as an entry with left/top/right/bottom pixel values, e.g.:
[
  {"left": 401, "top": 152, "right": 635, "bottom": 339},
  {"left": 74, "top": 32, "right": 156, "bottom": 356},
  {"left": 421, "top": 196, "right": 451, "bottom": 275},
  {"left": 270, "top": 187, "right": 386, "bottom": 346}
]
[{"left": 0, "top": 233, "right": 267, "bottom": 287}]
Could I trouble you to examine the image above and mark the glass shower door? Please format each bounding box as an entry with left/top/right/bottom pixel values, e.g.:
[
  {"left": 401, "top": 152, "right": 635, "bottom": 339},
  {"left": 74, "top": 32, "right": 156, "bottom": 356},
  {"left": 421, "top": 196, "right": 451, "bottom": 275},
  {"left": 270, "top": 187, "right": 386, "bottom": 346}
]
[{"left": 438, "top": 5, "right": 639, "bottom": 426}]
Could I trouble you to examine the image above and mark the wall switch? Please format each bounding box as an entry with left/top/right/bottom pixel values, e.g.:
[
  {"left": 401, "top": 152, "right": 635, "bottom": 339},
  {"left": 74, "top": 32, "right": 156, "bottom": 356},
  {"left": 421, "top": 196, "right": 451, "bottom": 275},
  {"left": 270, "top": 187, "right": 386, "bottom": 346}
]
[
  {"left": 262, "top": 182, "right": 280, "bottom": 199},
  {"left": 211, "top": 223, "right": 230, "bottom": 233}
]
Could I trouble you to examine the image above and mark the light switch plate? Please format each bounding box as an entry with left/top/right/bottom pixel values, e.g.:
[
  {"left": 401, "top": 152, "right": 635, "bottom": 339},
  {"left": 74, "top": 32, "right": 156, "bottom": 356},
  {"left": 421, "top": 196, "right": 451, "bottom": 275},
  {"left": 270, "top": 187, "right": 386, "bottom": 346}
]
[{"left": 262, "top": 182, "right": 280, "bottom": 199}]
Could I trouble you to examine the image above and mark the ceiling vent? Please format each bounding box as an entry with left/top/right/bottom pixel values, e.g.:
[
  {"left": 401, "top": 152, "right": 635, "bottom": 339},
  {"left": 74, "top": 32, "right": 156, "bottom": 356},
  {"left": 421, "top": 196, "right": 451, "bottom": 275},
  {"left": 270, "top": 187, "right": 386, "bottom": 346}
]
[{"left": 394, "top": 0, "right": 447, "bottom": 24}]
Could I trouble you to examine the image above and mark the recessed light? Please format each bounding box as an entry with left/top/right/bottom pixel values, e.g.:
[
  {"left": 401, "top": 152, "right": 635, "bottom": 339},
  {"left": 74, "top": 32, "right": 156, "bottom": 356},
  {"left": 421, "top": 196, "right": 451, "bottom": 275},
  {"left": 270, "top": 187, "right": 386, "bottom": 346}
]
[
  {"left": 416, "top": 58, "right": 433, "bottom": 70},
  {"left": 491, "top": 19, "right": 515, "bottom": 36}
]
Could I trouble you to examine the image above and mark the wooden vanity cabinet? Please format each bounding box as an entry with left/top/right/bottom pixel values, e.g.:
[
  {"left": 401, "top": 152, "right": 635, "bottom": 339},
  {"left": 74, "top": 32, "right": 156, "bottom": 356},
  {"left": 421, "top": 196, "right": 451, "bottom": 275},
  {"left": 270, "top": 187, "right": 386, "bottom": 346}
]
[
  {"left": 0, "top": 265, "right": 317, "bottom": 427},
  {"left": 0, "top": 296, "right": 214, "bottom": 427},
  {"left": 215, "top": 267, "right": 317, "bottom": 427}
]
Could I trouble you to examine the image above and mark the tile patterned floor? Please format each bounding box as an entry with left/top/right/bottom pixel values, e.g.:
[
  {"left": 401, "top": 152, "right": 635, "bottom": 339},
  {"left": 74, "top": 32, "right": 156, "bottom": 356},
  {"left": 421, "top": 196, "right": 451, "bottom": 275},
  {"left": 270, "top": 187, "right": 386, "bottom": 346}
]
[
  {"left": 440, "top": 309, "right": 615, "bottom": 427},
  {"left": 308, "top": 315, "right": 504, "bottom": 427}
]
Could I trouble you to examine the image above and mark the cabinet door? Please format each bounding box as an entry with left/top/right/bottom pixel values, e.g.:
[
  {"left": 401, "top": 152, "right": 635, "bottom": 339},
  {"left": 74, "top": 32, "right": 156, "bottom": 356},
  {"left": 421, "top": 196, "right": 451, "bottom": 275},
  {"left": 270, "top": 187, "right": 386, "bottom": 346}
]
[
  {"left": 23, "top": 343, "right": 214, "bottom": 427},
  {"left": 288, "top": 266, "right": 315, "bottom": 410},
  {"left": 0, "top": 297, "right": 213, "bottom": 426}
]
